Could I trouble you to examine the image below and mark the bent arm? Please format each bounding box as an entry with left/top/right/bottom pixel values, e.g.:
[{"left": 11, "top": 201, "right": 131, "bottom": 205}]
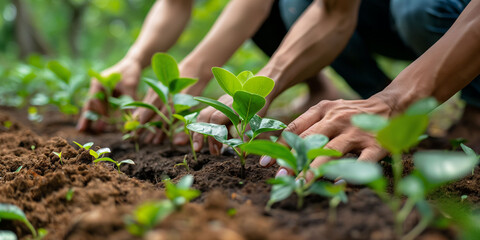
[
  {"left": 259, "top": 0, "right": 361, "bottom": 100},
  {"left": 375, "top": 0, "right": 480, "bottom": 114},
  {"left": 126, "top": 0, "right": 194, "bottom": 68}
]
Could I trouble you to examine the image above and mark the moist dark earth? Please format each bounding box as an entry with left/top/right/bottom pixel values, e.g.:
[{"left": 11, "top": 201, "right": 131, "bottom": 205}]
[{"left": 0, "top": 107, "right": 479, "bottom": 240}]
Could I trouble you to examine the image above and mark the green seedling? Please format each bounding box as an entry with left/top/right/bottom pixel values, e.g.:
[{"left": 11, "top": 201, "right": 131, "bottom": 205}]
[
  {"left": 174, "top": 155, "right": 190, "bottom": 172},
  {"left": 14, "top": 166, "right": 23, "bottom": 173},
  {"left": 121, "top": 53, "right": 198, "bottom": 149},
  {"left": 187, "top": 67, "right": 286, "bottom": 177},
  {"left": 53, "top": 151, "right": 63, "bottom": 164},
  {"left": 30, "top": 145, "right": 35, "bottom": 151},
  {"left": 460, "top": 143, "right": 479, "bottom": 175},
  {"left": 461, "top": 195, "right": 468, "bottom": 202},
  {"left": 72, "top": 141, "right": 94, "bottom": 151},
  {"left": 28, "top": 106, "right": 43, "bottom": 123},
  {"left": 121, "top": 113, "right": 161, "bottom": 152},
  {"left": 66, "top": 188, "right": 75, "bottom": 202},
  {"left": 351, "top": 97, "right": 480, "bottom": 240},
  {"left": 241, "top": 131, "right": 382, "bottom": 218},
  {"left": 89, "top": 147, "right": 135, "bottom": 173},
  {"left": 0, "top": 203, "right": 48, "bottom": 240},
  {"left": 125, "top": 175, "right": 200, "bottom": 236},
  {"left": 173, "top": 112, "right": 199, "bottom": 161},
  {"left": 46, "top": 60, "right": 83, "bottom": 116}
]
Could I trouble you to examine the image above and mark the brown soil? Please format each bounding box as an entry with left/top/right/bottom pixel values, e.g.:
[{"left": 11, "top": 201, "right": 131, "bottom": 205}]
[{"left": 0, "top": 107, "right": 479, "bottom": 240}]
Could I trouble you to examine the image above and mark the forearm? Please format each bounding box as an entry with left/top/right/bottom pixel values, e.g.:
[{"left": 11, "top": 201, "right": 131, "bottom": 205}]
[
  {"left": 126, "top": 0, "right": 193, "bottom": 68},
  {"left": 374, "top": 0, "right": 480, "bottom": 114},
  {"left": 258, "top": 0, "right": 361, "bottom": 100},
  {"left": 179, "top": 0, "right": 274, "bottom": 93}
]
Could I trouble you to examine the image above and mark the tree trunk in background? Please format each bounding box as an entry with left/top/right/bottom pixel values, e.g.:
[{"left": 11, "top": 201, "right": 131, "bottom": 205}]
[{"left": 13, "top": 0, "right": 52, "bottom": 58}]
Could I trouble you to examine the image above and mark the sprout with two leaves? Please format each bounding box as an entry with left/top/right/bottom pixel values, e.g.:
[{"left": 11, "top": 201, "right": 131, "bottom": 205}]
[{"left": 89, "top": 147, "right": 134, "bottom": 173}]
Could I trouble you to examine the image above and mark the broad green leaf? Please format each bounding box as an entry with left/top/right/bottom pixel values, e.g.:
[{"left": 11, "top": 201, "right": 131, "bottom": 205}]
[
  {"left": 186, "top": 123, "right": 228, "bottom": 142},
  {"left": 0, "top": 231, "right": 17, "bottom": 240},
  {"left": 237, "top": 71, "right": 254, "bottom": 84},
  {"left": 240, "top": 140, "right": 296, "bottom": 170},
  {"left": 109, "top": 95, "right": 134, "bottom": 108},
  {"left": 194, "top": 97, "right": 239, "bottom": 125},
  {"left": 307, "top": 148, "right": 342, "bottom": 159},
  {"left": 124, "top": 119, "right": 140, "bottom": 131},
  {"left": 377, "top": 114, "right": 429, "bottom": 154},
  {"left": 212, "top": 67, "right": 242, "bottom": 96},
  {"left": 232, "top": 91, "right": 265, "bottom": 123},
  {"left": 304, "top": 134, "right": 329, "bottom": 152},
  {"left": 414, "top": 151, "right": 478, "bottom": 184},
  {"left": 89, "top": 149, "right": 99, "bottom": 159},
  {"left": 242, "top": 76, "right": 275, "bottom": 98},
  {"left": 399, "top": 175, "right": 425, "bottom": 199},
  {"left": 96, "top": 148, "right": 111, "bottom": 156},
  {"left": 173, "top": 93, "right": 198, "bottom": 113},
  {"left": 323, "top": 159, "right": 383, "bottom": 184},
  {"left": 267, "top": 176, "right": 296, "bottom": 208},
  {"left": 169, "top": 77, "right": 198, "bottom": 94},
  {"left": 144, "top": 78, "right": 169, "bottom": 104},
  {"left": 152, "top": 53, "right": 179, "bottom": 86},
  {"left": 405, "top": 97, "right": 438, "bottom": 115},
  {"left": 173, "top": 114, "right": 186, "bottom": 123},
  {"left": 223, "top": 138, "right": 244, "bottom": 147},
  {"left": 122, "top": 102, "right": 163, "bottom": 118},
  {"left": 183, "top": 112, "right": 199, "bottom": 125},
  {"left": 351, "top": 114, "right": 388, "bottom": 132},
  {"left": 47, "top": 60, "right": 71, "bottom": 83},
  {"left": 120, "top": 159, "right": 135, "bottom": 165},
  {"left": 282, "top": 131, "right": 307, "bottom": 171},
  {"left": 249, "top": 115, "right": 286, "bottom": 138},
  {"left": 0, "top": 204, "right": 36, "bottom": 238}
]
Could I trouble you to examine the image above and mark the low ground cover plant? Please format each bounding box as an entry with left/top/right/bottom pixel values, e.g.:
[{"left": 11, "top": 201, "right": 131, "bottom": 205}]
[
  {"left": 187, "top": 68, "right": 286, "bottom": 177},
  {"left": 351, "top": 98, "right": 479, "bottom": 240},
  {"left": 0, "top": 203, "right": 48, "bottom": 240},
  {"left": 241, "top": 131, "right": 382, "bottom": 216},
  {"left": 124, "top": 175, "right": 200, "bottom": 236},
  {"left": 122, "top": 53, "right": 198, "bottom": 149}
]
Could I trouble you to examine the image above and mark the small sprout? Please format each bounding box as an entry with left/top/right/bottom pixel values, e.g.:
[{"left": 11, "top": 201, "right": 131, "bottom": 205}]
[
  {"left": 461, "top": 195, "right": 468, "bottom": 202},
  {"left": 93, "top": 157, "right": 134, "bottom": 173},
  {"left": 14, "top": 166, "right": 22, "bottom": 173},
  {"left": 188, "top": 67, "right": 286, "bottom": 177},
  {"left": 164, "top": 175, "right": 201, "bottom": 209},
  {"left": 227, "top": 208, "right": 237, "bottom": 217},
  {"left": 3, "top": 120, "right": 12, "bottom": 129},
  {"left": 0, "top": 203, "right": 48, "bottom": 239},
  {"left": 66, "top": 188, "right": 75, "bottom": 202},
  {"left": 174, "top": 155, "right": 190, "bottom": 172},
  {"left": 72, "top": 141, "right": 94, "bottom": 151},
  {"left": 53, "top": 151, "right": 63, "bottom": 164},
  {"left": 28, "top": 106, "right": 43, "bottom": 123},
  {"left": 31, "top": 145, "right": 35, "bottom": 150}
]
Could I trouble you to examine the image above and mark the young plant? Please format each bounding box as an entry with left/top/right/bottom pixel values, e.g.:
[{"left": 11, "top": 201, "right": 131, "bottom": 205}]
[
  {"left": 66, "top": 188, "right": 75, "bottom": 202},
  {"left": 174, "top": 155, "right": 191, "bottom": 172},
  {"left": 187, "top": 68, "right": 286, "bottom": 177},
  {"left": 121, "top": 53, "right": 198, "bottom": 148},
  {"left": 241, "top": 131, "right": 382, "bottom": 216},
  {"left": 53, "top": 151, "right": 63, "bottom": 164},
  {"left": 121, "top": 113, "right": 161, "bottom": 152},
  {"left": 89, "top": 147, "right": 135, "bottom": 173},
  {"left": 72, "top": 141, "right": 94, "bottom": 151},
  {"left": 351, "top": 97, "right": 480, "bottom": 239},
  {"left": 124, "top": 175, "right": 200, "bottom": 236},
  {"left": 173, "top": 112, "right": 199, "bottom": 161},
  {"left": 0, "top": 203, "right": 48, "bottom": 240}
]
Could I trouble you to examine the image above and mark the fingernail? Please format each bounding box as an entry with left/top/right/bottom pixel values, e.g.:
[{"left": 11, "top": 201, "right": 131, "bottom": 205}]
[
  {"left": 276, "top": 169, "right": 288, "bottom": 178},
  {"left": 334, "top": 179, "right": 346, "bottom": 185},
  {"left": 259, "top": 156, "right": 272, "bottom": 167},
  {"left": 193, "top": 142, "right": 200, "bottom": 152}
]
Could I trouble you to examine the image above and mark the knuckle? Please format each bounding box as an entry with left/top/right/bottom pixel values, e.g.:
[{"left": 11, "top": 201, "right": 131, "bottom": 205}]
[{"left": 285, "top": 122, "right": 298, "bottom": 133}]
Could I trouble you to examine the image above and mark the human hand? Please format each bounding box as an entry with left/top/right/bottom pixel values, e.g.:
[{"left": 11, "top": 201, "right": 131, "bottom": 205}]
[
  {"left": 77, "top": 58, "right": 141, "bottom": 132},
  {"left": 260, "top": 97, "right": 393, "bottom": 182}
]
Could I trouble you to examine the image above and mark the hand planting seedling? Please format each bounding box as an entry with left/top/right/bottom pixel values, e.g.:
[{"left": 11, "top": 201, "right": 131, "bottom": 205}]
[
  {"left": 121, "top": 53, "right": 198, "bottom": 148},
  {"left": 89, "top": 147, "right": 135, "bottom": 173},
  {"left": 72, "top": 141, "right": 94, "bottom": 151},
  {"left": 351, "top": 97, "right": 480, "bottom": 240},
  {"left": 53, "top": 151, "right": 63, "bottom": 164},
  {"left": 241, "top": 131, "right": 382, "bottom": 216},
  {"left": 124, "top": 175, "right": 200, "bottom": 236},
  {"left": 0, "top": 203, "right": 48, "bottom": 240},
  {"left": 187, "top": 68, "right": 286, "bottom": 177}
]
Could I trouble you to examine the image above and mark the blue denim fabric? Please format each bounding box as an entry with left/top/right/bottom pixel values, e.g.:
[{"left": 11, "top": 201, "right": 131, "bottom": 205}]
[{"left": 278, "top": 0, "right": 480, "bottom": 107}]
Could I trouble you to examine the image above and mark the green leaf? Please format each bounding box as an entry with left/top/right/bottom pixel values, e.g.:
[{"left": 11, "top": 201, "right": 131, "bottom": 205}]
[
  {"left": 120, "top": 159, "right": 135, "bottom": 165},
  {"left": 108, "top": 95, "right": 134, "bottom": 108},
  {"left": 66, "top": 188, "right": 75, "bottom": 201},
  {"left": 249, "top": 115, "right": 286, "bottom": 138},
  {"left": 96, "top": 148, "right": 111, "bottom": 156},
  {"left": 93, "top": 157, "right": 117, "bottom": 165},
  {"left": 323, "top": 159, "right": 383, "bottom": 184},
  {"left": 152, "top": 53, "right": 179, "bottom": 86},
  {"left": 144, "top": 78, "right": 169, "bottom": 104},
  {"left": 89, "top": 149, "right": 99, "bottom": 159},
  {"left": 281, "top": 131, "right": 308, "bottom": 171},
  {"left": 47, "top": 60, "right": 71, "bottom": 83},
  {"left": 304, "top": 134, "right": 329, "bottom": 152},
  {"left": 267, "top": 176, "right": 296, "bottom": 208},
  {"left": 377, "top": 114, "right": 429, "bottom": 154},
  {"left": 0, "top": 231, "right": 17, "bottom": 240},
  {"left": 240, "top": 140, "right": 296, "bottom": 170},
  {"left": 176, "top": 175, "right": 194, "bottom": 189},
  {"left": 307, "top": 181, "right": 346, "bottom": 199},
  {"left": 242, "top": 76, "right": 275, "bottom": 98},
  {"left": 232, "top": 91, "right": 265, "bottom": 123},
  {"left": 399, "top": 175, "right": 425, "bottom": 199},
  {"left": 414, "top": 151, "right": 478, "bottom": 184},
  {"left": 14, "top": 166, "right": 22, "bottom": 173},
  {"left": 183, "top": 112, "right": 199, "bottom": 125},
  {"left": 307, "top": 148, "right": 342, "bottom": 159},
  {"left": 122, "top": 102, "right": 163, "bottom": 118},
  {"left": 169, "top": 77, "right": 197, "bottom": 94},
  {"left": 405, "top": 97, "right": 438, "bottom": 115},
  {"left": 104, "top": 73, "right": 122, "bottom": 91},
  {"left": 0, "top": 204, "right": 36, "bottom": 238},
  {"left": 186, "top": 123, "right": 228, "bottom": 142},
  {"left": 461, "top": 143, "right": 479, "bottom": 159},
  {"left": 194, "top": 97, "right": 239, "bottom": 125},
  {"left": 223, "top": 138, "right": 244, "bottom": 147},
  {"left": 53, "top": 151, "right": 61, "bottom": 159},
  {"left": 236, "top": 71, "right": 254, "bottom": 84},
  {"left": 173, "top": 93, "right": 198, "bottom": 113},
  {"left": 351, "top": 114, "right": 388, "bottom": 132},
  {"left": 124, "top": 119, "right": 140, "bottom": 131},
  {"left": 125, "top": 200, "right": 175, "bottom": 236},
  {"left": 212, "top": 67, "right": 242, "bottom": 96}
]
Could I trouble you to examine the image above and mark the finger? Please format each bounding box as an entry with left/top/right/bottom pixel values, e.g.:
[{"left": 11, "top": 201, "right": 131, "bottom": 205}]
[
  {"left": 298, "top": 119, "right": 341, "bottom": 140},
  {"left": 76, "top": 111, "right": 90, "bottom": 132},
  {"left": 275, "top": 167, "right": 295, "bottom": 178},
  {"left": 208, "top": 136, "right": 222, "bottom": 156},
  {"left": 173, "top": 132, "right": 189, "bottom": 145},
  {"left": 283, "top": 102, "right": 328, "bottom": 135},
  {"left": 358, "top": 146, "right": 388, "bottom": 163}
]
